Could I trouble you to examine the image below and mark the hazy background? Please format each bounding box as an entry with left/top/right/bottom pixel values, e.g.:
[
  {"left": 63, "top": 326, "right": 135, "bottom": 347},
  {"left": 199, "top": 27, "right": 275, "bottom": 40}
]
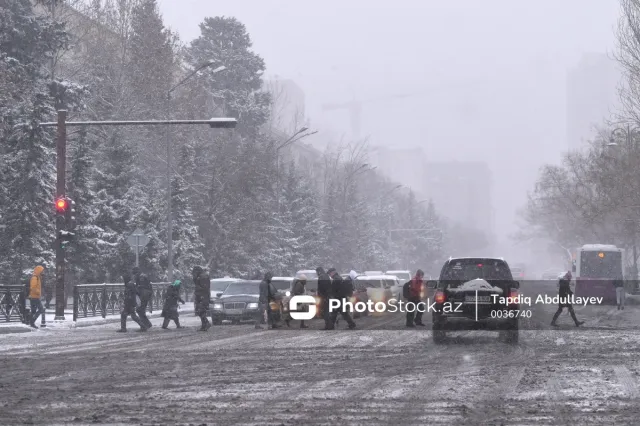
[{"left": 158, "top": 0, "right": 621, "bottom": 258}]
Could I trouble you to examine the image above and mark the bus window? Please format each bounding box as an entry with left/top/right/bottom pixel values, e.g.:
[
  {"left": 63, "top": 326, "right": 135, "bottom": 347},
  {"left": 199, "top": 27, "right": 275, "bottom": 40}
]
[{"left": 580, "top": 251, "right": 623, "bottom": 279}]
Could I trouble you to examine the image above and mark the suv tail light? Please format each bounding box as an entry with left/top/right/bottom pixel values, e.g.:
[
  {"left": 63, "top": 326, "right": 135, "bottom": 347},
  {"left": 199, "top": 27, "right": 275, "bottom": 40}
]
[
  {"left": 509, "top": 289, "right": 518, "bottom": 306},
  {"left": 434, "top": 291, "right": 446, "bottom": 304}
]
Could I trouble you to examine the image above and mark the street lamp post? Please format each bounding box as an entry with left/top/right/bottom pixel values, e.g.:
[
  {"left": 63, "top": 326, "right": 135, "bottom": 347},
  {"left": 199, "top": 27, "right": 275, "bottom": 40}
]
[{"left": 166, "top": 61, "right": 226, "bottom": 282}]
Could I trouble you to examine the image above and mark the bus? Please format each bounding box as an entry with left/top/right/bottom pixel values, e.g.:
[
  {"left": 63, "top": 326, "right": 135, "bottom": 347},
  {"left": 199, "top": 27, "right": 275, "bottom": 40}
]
[{"left": 574, "top": 244, "right": 624, "bottom": 304}]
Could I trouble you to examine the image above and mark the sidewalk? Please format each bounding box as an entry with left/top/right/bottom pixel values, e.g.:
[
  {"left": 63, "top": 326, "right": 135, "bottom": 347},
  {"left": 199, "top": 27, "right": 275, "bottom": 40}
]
[{"left": 0, "top": 306, "right": 195, "bottom": 333}]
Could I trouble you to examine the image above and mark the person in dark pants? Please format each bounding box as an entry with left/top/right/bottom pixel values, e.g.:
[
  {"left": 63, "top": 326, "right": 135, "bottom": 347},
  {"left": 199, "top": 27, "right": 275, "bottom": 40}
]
[
  {"left": 328, "top": 268, "right": 356, "bottom": 330},
  {"left": 192, "top": 266, "right": 212, "bottom": 331},
  {"left": 551, "top": 271, "right": 584, "bottom": 327},
  {"left": 406, "top": 269, "right": 426, "bottom": 327},
  {"left": 161, "top": 280, "right": 185, "bottom": 329},
  {"left": 614, "top": 276, "right": 626, "bottom": 310},
  {"left": 256, "top": 272, "right": 280, "bottom": 329},
  {"left": 316, "top": 267, "right": 334, "bottom": 330},
  {"left": 133, "top": 266, "right": 153, "bottom": 329},
  {"left": 287, "top": 275, "right": 309, "bottom": 329},
  {"left": 118, "top": 272, "right": 147, "bottom": 332},
  {"left": 27, "top": 265, "right": 46, "bottom": 329}
]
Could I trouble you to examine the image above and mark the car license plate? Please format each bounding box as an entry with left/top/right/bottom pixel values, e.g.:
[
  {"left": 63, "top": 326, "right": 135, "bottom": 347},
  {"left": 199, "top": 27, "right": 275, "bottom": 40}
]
[
  {"left": 225, "top": 309, "right": 244, "bottom": 315},
  {"left": 465, "top": 295, "right": 491, "bottom": 304}
]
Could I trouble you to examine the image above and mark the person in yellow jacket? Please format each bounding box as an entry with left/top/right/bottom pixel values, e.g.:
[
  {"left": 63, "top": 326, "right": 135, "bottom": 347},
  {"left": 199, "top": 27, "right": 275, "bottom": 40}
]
[{"left": 28, "top": 265, "right": 46, "bottom": 329}]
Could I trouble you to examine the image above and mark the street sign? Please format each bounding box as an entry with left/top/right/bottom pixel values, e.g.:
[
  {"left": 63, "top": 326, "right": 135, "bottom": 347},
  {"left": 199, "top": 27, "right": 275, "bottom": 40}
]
[{"left": 127, "top": 228, "right": 149, "bottom": 266}]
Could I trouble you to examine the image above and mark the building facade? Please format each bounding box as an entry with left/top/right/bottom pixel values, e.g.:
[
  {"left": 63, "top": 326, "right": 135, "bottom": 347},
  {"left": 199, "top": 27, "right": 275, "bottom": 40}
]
[
  {"left": 422, "top": 161, "right": 493, "bottom": 235},
  {"left": 566, "top": 53, "right": 622, "bottom": 151}
]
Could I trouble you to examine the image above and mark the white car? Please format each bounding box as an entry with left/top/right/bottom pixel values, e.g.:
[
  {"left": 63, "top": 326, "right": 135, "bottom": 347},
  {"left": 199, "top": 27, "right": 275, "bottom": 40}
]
[
  {"left": 270, "top": 276, "right": 294, "bottom": 296},
  {"left": 385, "top": 270, "right": 412, "bottom": 283},
  {"left": 210, "top": 276, "right": 243, "bottom": 300},
  {"left": 355, "top": 274, "right": 401, "bottom": 304}
]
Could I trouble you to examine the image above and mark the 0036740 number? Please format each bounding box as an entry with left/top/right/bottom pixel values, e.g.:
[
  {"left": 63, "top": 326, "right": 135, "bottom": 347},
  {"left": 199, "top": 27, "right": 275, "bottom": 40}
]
[{"left": 490, "top": 310, "right": 532, "bottom": 319}]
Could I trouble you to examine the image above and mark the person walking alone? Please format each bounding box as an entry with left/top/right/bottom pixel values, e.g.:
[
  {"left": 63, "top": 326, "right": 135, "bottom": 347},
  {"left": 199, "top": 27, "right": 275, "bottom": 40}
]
[
  {"left": 27, "top": 265, "right": 46, "bottom": 329},
  {"left": 551, "top": 271, "right": 584, "bottom": 327},
  {"left": 405, "top": 269, "right": 426, "bottom": 327}
]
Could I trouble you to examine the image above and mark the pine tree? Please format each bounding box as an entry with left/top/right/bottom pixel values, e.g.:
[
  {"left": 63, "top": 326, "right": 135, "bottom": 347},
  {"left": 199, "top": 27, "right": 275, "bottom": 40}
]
[
  {"left": 0, "top": 0, "right": 68, "bottom": 281},
  {"left": 67, "top": 127, "right": 105, "bottom": 284},
  {"left": 165, "top": 145, "right": 205, "bottom": 280}
]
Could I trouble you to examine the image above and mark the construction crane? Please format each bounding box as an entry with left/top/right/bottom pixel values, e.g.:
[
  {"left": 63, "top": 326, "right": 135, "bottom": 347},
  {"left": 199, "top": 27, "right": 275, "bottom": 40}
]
[
  {"left": 321, "top": 92, "right": 419, "bottom": 139},
  {"left": 321, "top": 80, "right": 485, "bottom": 139}
]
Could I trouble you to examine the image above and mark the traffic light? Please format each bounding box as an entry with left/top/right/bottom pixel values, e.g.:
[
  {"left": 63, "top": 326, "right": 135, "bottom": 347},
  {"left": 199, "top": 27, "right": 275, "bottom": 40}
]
[
  {"left": 66, "top": 198, "right": 76, "bottom": 230},
  {"left": 55, "top": 197, "right": 68, "bottom": 214},
  {"left": 58, "top": 230, "right": 75, "bottom": 249}
]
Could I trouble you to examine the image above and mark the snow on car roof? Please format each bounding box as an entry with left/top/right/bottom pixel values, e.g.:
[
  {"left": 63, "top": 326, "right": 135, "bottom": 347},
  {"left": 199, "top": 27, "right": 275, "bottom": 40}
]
[
  {"left": 211, "top": 277, "right": 243, "bottom": 282},
  {"left": 385, "top": 270, "right": 410, "bottom": 274},
  {"left": 356, "top": 274, "right": 399, "bottom": 280},
  {"left": 272, "top": 277, "right": 294, "bottom": 281}
]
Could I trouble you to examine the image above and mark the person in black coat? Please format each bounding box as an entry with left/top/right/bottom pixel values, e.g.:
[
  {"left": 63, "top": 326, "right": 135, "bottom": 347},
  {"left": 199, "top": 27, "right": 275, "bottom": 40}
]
[
  {"left": 161, "top": 280, "right": 185, "bottom": 329},
  {"left": 287, "top": 275, "right": 309, "bottom": 329},
  {"left": 193, "top": 266, "right": 212, "bottom": 331},
  {"left": 133, "top": 266, "right": 153, "bottom": 329},
  {"left": 551, "top": 271, "right": 584, "bottom": 327},
  {"left": 117, "top": 272, "right": 147, "bottom": 332},
  {"left": 256, "top": 272, "right": 281, "bottom": 329},
  {"left": 316, "top": 267, "right": 334, "bottom": 330},
  {"left": 328, "top": 268, "right": 356, "bottom": 329}
]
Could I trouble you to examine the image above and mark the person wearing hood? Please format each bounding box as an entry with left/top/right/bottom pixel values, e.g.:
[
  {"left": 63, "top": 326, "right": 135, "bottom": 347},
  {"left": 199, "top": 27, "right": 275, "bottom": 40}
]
[
  {"left": 287, "top": 274, "right": 310, "bottom": 329},
  {"left": 405, "top": 269, "right": 426, "bottom": 327},
  {"left": 328, "top": 268, "right": 356, "bottom": 330},
  {"left": 551, "top": 271, "right": 584, "bottom": 327},
  {"left": 132, "top": 266, "right": 153, "bottom": 329},
  {"left": 161, "top": 280, "right": 185, "bottom": 329},
  {"left": 27, "top": 265, "right": 46, "bottom": 329},
  {"left": 118, "top": 271, "right": 147, "bottom": 332},
  {"left": 256, "top": 271, "right": 280, "bottom": 329},
  {"left": 193, "top": 266, "right": 212, "bottom": 331}
]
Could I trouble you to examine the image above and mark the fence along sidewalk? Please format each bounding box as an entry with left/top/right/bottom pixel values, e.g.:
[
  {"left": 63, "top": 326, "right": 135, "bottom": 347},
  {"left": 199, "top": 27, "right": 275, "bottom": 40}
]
[
  {"left": 0, "top": 285, "right": 27, "bottom": 323},
  {"left": 73, "top": 282, "right": 171, "bottom": 322}
]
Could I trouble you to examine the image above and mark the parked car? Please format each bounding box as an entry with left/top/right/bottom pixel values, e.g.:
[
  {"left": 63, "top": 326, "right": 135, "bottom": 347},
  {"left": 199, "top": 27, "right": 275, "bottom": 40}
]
[{"left": 541, "top": 269, "right": 564, "bottom": 280}]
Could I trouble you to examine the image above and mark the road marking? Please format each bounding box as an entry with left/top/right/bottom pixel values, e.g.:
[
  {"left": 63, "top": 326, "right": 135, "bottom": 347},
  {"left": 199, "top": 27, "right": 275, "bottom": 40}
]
[{"left": 613, "top": 365, "right": 640, "bottom": 398}]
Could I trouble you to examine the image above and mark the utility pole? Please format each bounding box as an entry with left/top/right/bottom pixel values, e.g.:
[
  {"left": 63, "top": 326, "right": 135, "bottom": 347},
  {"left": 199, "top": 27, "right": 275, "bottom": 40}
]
[
  {"left": 54, "top": 110, "right": 67, "bottom": 320},
  {"left": 41, "top": 113, "right": 237, "bottom": 320}
]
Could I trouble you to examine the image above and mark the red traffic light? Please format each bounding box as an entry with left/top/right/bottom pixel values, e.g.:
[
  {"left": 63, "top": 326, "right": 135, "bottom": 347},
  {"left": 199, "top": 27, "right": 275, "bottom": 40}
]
[{"left": 55, "top": 198, "right": 68, "bottom": 212}]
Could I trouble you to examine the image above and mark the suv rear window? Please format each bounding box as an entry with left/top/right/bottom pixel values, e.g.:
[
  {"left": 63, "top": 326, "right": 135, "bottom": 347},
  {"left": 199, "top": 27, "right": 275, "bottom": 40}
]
[{"left": 440, "top": 258, "right": 513, "bottom": 287}]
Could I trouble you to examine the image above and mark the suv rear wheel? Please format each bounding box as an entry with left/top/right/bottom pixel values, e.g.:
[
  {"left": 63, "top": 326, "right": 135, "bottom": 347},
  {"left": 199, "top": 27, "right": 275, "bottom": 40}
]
[
  {"left": 432, "top": 318, "right": 446, "bottom": 344},
  {"left": 499, "top": 318, "right": 519, "bottom": 344}
]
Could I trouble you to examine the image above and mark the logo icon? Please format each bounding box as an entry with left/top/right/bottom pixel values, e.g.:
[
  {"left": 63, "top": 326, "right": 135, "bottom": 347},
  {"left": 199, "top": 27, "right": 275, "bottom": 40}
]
[{"left": 289, "top": 295, "right": 317, "bottom": 320}]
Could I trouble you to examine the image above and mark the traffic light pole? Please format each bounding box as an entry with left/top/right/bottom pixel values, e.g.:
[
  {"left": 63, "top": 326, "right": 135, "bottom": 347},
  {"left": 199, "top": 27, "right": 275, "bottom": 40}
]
[
  {"left": 55, "top": 110, "right": 67, "bottom": 321},
  {"left": 40, "top": 111, "right": 237, "bottom": 322}
]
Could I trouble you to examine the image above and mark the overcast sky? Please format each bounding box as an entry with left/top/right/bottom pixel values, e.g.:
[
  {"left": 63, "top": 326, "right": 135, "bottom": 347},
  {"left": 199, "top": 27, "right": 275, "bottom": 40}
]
[{"left": 158, "top": 0, "right": 622, "bottom": 251}]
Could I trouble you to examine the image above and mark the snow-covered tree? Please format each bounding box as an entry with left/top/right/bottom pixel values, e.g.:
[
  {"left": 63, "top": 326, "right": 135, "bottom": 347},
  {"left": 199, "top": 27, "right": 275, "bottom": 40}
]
[{"left": 0, "top": 0, "right": 68, "bottom": 281}]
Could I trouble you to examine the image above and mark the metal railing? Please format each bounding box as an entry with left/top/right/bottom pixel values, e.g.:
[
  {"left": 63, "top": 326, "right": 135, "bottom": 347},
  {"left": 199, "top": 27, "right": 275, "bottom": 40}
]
[
  {"left": 73, "top": 282, "right": 170, "bottom": 321},
  {"left": 0, "top": 285, "right": 27, "bottom": 323}
]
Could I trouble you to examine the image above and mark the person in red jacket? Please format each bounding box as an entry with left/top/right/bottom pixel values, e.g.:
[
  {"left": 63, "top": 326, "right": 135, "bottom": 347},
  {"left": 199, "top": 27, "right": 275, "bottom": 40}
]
[{"left": 406, "top": 269, "right": 425, "bottom": 327}]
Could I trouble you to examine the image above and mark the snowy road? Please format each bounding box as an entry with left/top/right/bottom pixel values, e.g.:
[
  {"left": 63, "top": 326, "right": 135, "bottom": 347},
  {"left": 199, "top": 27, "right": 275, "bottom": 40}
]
[{"left": 2, "top": 283, "right": 640, "bottom": 425}]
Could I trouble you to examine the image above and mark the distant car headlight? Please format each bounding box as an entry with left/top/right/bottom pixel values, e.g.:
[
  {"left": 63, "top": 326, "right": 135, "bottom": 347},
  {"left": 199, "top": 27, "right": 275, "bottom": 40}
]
[
  {"left": 349, "top": 297, "right": 356, "bottom": 304},
  {"left": 247, "top": 302, "right": 258, "bottom": 309},
  {"left": 213, "top": 303, "right": 223, "bottom": 310}
]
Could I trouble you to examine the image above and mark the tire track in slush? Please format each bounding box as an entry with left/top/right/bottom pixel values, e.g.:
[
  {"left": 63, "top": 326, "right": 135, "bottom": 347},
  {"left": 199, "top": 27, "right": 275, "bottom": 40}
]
[{"left": 613, "top": 365, "right": 640, "bottom": 399}]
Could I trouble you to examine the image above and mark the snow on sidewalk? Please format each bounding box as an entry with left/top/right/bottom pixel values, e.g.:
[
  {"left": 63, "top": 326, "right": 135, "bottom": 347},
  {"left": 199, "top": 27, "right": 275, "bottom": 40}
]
[{"left": 0, "top": 306, "right": 195, "bottom": 332}]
